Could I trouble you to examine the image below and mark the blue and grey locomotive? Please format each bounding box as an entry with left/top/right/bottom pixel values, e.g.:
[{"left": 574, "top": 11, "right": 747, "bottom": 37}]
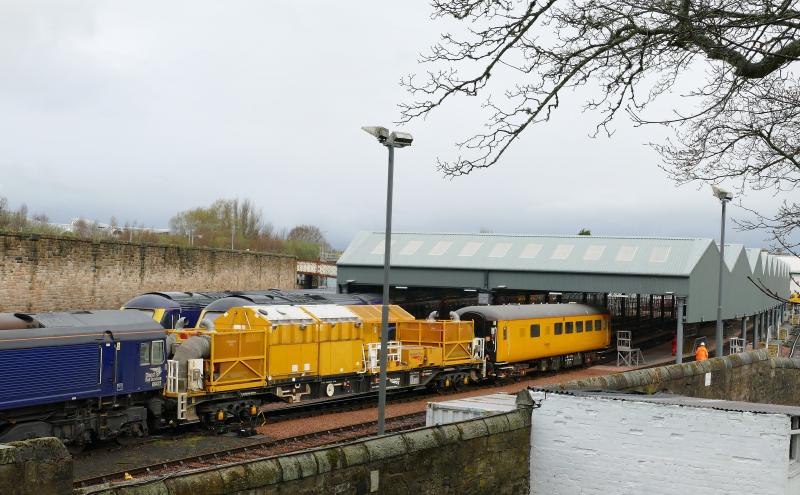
[{"left": 0, "top": 310, "right": 166, "bottom": 448}]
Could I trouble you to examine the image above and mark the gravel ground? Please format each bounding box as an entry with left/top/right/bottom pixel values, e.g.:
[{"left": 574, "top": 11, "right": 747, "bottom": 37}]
[{"left": 257, "top": 365, "right": 615, "bottom": 439}]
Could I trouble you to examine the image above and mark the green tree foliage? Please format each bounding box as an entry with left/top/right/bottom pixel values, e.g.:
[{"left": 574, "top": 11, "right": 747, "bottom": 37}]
[
  {"left": 578, "top": 229, "right": 591, "bottom": 236},
  {"left": 168, "top": 198, "right": 327, "bottom": 258},
  {"left": 169, "top": 198, "right": 279, "bottom": 251}
]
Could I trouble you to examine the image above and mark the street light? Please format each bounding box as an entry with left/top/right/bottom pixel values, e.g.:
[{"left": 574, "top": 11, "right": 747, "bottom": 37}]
[
  {"left": 362, "top": 125, "right": 413, "bottom": 435},
  {"left": 712, "top": 185, "right": 733, "bottom": 358}
]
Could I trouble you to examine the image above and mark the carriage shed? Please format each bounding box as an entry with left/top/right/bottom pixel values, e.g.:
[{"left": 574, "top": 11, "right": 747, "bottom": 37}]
[{"left": 337, "top": 232, "right": 791, "bottom": 325}]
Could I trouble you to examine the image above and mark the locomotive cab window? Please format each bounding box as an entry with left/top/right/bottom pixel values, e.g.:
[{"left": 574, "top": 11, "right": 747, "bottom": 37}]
[
  {"left": 586, "top": 320, "right": 593, "bottom": 331},
  {"left": 554, "top": 323, "right": 563, "bottom": 335},
  {"left": 140, "top": 341, "right": 165, "bottom": 366},
  {"left": 530, "top": 324, "right": 541, "bottom": 338},
  {"left": 576, "top": 321, "right": 583, "bottom": 333},
  {"left": 565, "top": 322, "right": 574, "bottom": 334},
  {"left": 151, "top": 341, "right": 165, "bottom": 365},
  {"left": 139, "top": 342, "right": 151, "bottom": 366}
]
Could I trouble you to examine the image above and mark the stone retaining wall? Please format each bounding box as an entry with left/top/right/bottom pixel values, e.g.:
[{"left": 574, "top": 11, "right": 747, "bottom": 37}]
[
  {"left": 555, "top": 350, "right": 800, "bottom": 406},
  {"left": 0, "top": 232, "right": 296, "bottom": 312},
  {"left": 0, "top": 437, "right": 72, "bottom": 495},
  {"left": 83, "top": 409, "right": 531, "bottom": 495}
]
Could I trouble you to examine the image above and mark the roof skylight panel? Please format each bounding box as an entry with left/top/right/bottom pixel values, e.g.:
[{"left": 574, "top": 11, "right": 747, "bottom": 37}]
[
  {"left": 649, "top": 246, "right": 671, "bottom": 263},
  {"left": 519, "top": 243, "right": 543, "bottom": 259},
  {"left": 615, "top": 245, "right": 638, "bottom": 262},
  {"left": 458, "top": 242, "right": 483, "bottom": 257},
  {"left": 488, "top": 243, "right": 512, "bottom": 258},
  {"left": 370, "top": 240, "right": 395, "bottom": 255},
  {"left": 551, "top": 244, "right": 574, "bottom": 260},
  {"left": 583, "top": 245, "right": 606, "bottom": 261},
  {"left": 399, "top": 240, "right": 423, "bottom": 256},
  {"left": 429, "top": 241, "right": 453, "bottom": 256}
]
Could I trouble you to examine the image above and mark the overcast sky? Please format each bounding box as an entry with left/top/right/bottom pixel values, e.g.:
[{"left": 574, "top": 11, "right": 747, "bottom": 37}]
[{"left": 0, "top": 1, "right": 787, "bottom": 250}]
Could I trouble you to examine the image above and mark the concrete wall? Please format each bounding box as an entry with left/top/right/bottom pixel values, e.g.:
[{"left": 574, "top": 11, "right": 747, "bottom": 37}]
[
  {"left": 0, "top": 232, "right": 296, "bottom": 312},
  {"left": 531, "top": 393, "right": 796, "bottom": 495},
  {"left": 84, "top": 410, "right": 531, "bottom": 495},
  {"left": 0, "top": 437, "right": 72, "bottom": 495},
  {"left": 555, "top": 350, "right": 800, "bottom": 406}
]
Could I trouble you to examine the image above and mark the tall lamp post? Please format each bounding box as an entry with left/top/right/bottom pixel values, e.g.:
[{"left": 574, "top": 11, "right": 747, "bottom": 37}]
[
  {"left": 361, "top": 125, "right": 413, "bottom": 435},
  {"left": 712, "top": 185, "right": 733, "bottom": 358}
]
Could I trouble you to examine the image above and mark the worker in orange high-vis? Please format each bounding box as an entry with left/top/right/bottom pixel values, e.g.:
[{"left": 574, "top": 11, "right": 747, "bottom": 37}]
[{"left": 695, "top": 342, "right": 709, "bottom": 361}]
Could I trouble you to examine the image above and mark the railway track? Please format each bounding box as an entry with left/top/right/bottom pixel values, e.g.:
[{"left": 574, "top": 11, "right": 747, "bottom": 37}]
[
  {"left": 74, "top": 412, "right": 426, "bottom": 490},
  {"left": 72, "top": 378, "right": 511, "bottom": 465}
]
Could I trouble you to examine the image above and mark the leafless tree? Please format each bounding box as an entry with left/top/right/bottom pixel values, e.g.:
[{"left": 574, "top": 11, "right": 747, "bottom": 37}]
[{"left": 400, "top": 0, "right": 800, "bottom": 246}]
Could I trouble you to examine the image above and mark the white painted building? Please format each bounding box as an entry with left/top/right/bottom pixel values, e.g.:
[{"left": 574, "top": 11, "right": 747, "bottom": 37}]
[
  {"left": 529, "top": 391, "right": 800, "bottom": 495},
  {"left": 425, "top": 392, "right": 517, "bottom": 426},
  {"left": 430, "top": 390, "right": 800, "bottom": 494}
]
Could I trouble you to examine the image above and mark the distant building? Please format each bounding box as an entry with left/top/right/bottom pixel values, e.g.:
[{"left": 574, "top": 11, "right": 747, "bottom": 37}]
[{"left": 48, "top": 218, "right": 170, "bottom": 238}]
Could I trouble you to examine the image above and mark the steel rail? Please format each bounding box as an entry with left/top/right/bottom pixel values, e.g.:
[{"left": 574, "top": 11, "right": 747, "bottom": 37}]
[
  {"left": 789, "top": 327, "right": 800, "bottom": 359},
  {"left": 74, "top": 412, "right": 426, "bottom": 489}
]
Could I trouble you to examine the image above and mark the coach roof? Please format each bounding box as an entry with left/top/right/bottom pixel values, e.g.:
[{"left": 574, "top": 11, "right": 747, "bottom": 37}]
[
  {"left": 456, "top": 304, "right": 608, "bottom": 321},
  {"left": 0, "top": 310, "right": 164, "bottom": 349}
]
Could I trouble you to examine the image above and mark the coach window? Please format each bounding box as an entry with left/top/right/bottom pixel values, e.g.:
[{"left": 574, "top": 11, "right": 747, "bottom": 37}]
[
  {"left": 139, "top": 342, "right": 151, "bottom": 366},
  {"left": 565, "top": 322, "right": 574, "bottom": 334},
  {"left": 586, "top": 320, "right": 593, "bottom": 331},
  {"left": 530, "top": 324, "right": 541, "bottom": 338},
  {"left": 595, "top": 319, "right": 603, "bottom": 330},
  {"left": 576, "top": 321, "right": 584, "bottom": 333},
  {"left": 554, "top": 323, "right": 563, "bottom": 335},
  {"left": 151, "top": 340, "right": 165, "bottom": 365}
]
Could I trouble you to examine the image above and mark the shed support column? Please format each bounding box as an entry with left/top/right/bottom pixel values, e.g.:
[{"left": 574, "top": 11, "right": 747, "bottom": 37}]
[
  {"left": 770, "top": 309, "right": 775, "bottom": 340},
  {"left": 676, "top": 298, "right": 685, "bottom": 365},
  {"left": 741, "top": 316, "right": 747, "bottom": 350},
  {"left": 773, "top": 308, "right": 777, "bottom": 336},
  {"left": 754, "top": 313, "right": 760, "bottom": 349},
  {"left": 767, "top": 310, "right": 771, "bottom": 341}
]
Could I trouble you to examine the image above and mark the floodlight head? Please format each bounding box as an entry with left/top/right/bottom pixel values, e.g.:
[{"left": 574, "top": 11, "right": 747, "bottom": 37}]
[
  {"left": 712, "top": 185, "right": 733, "bottom": 201},
  {"left": 361, "top": 126, "right": 389, "bottom": 143},
  {"left": 388, "top": 131, "right": 413, "bottom": 148}
]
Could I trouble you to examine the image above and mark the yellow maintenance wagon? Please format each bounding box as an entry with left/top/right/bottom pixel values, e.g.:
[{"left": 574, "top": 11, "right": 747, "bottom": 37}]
[{"left": 163, "top": 304, "right": 484, "bottom": 425}]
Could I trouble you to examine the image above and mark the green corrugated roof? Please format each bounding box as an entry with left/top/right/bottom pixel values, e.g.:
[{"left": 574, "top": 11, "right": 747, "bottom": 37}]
[{"left": 338, "top": 232, "right": 714, "bottom": 277}]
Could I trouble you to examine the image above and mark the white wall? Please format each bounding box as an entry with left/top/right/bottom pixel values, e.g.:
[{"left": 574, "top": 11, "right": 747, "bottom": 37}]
[{"left": 530, "top": 394, "right": 796, "bottom": 495}]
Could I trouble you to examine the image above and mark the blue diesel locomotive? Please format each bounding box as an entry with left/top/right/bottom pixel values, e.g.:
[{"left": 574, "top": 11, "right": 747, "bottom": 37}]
[
  {"left": 121, "top": 290, "right": 381, "bottom": 328},
  {"left": 0, "top": 310, "right": 167, "bottom": 448},
  {"left": 121, "top": 291, "right": 229, "bottom": 328}
]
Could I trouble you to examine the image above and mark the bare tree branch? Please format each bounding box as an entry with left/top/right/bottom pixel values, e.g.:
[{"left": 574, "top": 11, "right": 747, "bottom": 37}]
[{"left": 401, "top": 0, "right": 800, "bottom": 250}]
